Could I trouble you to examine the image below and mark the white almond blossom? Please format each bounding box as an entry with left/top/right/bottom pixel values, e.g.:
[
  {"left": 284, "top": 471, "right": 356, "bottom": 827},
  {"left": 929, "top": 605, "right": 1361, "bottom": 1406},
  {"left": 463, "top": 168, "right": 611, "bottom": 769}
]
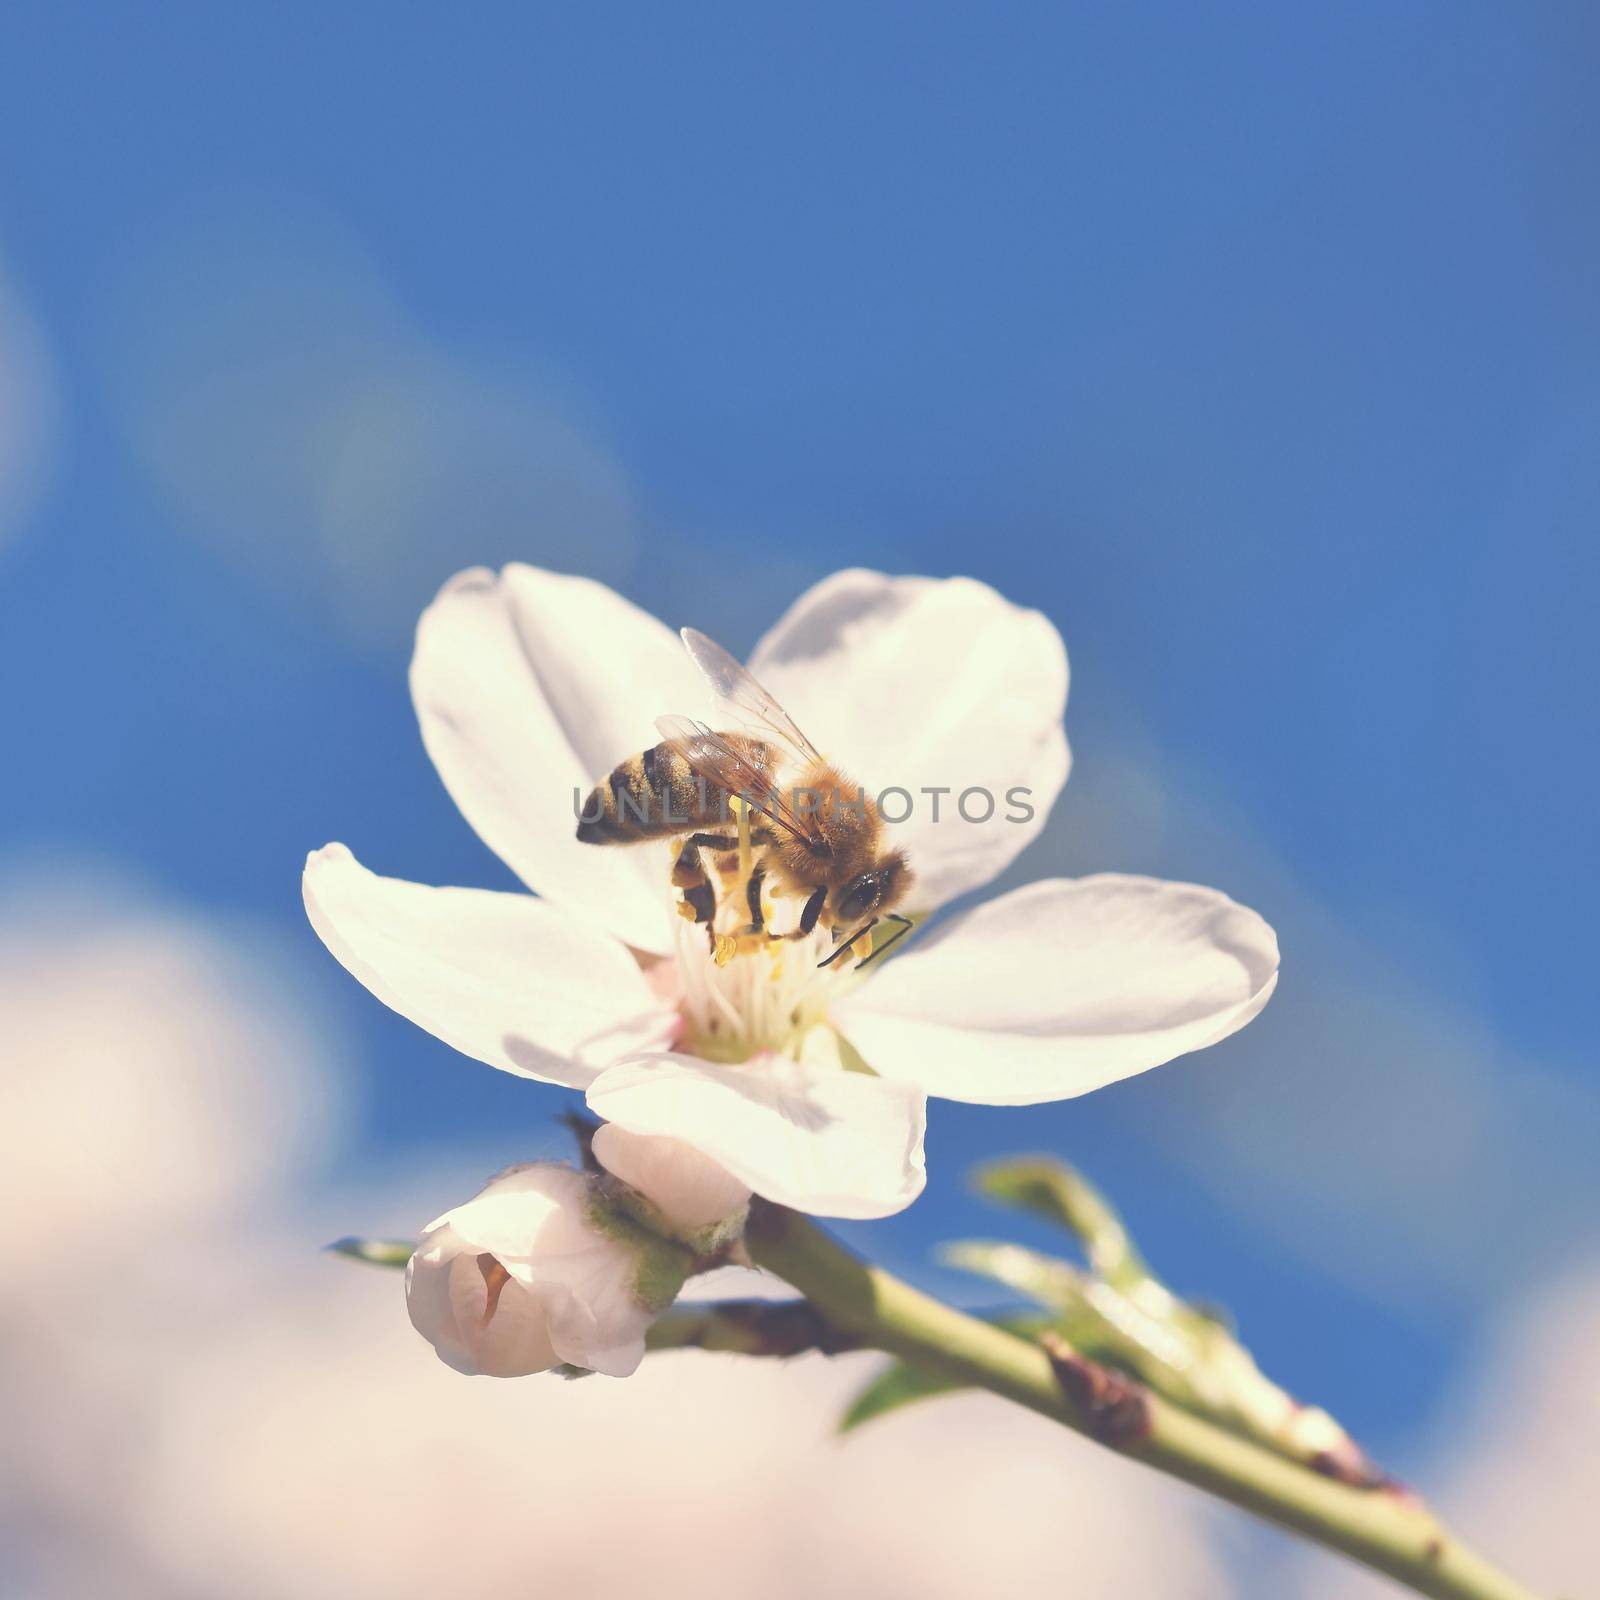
[
  {"left": 406, "top": 1163, "right": 686, "bottom": 1378},
  {"left": 305, "top": 565, "right": 1279, "bottom": 1221}
]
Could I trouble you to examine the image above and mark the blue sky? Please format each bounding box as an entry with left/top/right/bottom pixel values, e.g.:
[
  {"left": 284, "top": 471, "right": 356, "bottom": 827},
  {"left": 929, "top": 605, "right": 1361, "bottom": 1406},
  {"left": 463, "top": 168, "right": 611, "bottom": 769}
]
[{"left": 2, "top": 0, "right": 1596, "bottom": 1505}]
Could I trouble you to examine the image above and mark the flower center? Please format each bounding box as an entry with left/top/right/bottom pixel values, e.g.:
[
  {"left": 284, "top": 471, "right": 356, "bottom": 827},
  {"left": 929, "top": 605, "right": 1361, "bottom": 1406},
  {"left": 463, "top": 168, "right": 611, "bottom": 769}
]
[
  {"left": 655, "top": 818, "right": 875, "bottom": 1065},
  {"left": 672, "top": 915, "right": 845, "bottom": 1064},
  {"left": 652, "top": 800, "right": 889, "bottom": 1067}
]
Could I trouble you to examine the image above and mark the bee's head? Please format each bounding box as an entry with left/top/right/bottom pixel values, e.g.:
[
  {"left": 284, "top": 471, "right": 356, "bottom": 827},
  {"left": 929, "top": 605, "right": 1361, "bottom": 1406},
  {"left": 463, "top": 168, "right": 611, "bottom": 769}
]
[{"left": 832, "top": 850, "right": 912, "bottom": 925}]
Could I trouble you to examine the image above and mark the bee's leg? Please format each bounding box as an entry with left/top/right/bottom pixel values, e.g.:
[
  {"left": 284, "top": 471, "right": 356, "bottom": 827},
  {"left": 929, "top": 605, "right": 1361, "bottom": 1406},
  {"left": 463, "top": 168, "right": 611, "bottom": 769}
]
[
  {"left": 670, "top": 837, "right": 718, "bottom": 931},
  {"left": 683, "top": 827, "right": 776, "bottom": 853},
  {"left": 685, "top": 831, "right": 739, "bottom": 851},
  {"left": 671, "top": 836, "right": 705, "bottom": 888},
  {"left": 796, "top": 886, "right": 827, "bottom": 937},
  {"left": 745, "top": 864, "right": 766, "bottom": 934},
  {"left": 675, "top": 824, "right": 780, "bottom": 955}
]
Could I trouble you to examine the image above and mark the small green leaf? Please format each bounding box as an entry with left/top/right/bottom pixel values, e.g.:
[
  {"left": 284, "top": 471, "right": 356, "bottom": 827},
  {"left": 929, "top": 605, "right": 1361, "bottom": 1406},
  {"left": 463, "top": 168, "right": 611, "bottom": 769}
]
[
  {"left": 838, "top": 1312, "right": 1051, "bottom": 1434},
  {"left": 839, "top": 1361, "right": 961, "bottom": 1433},
  {"left": 939, "top": 1238, "right": 1088, "bottom": 1312},
  {"left": 971, "top": 1156, "right": 1148, "bottom": 1289},
  {"left": 940, "top": 1240, "right": 1198, "bottom": 1386},
  {"left": 326, "top": 1236, "right": 413, "bottom": 1268}
]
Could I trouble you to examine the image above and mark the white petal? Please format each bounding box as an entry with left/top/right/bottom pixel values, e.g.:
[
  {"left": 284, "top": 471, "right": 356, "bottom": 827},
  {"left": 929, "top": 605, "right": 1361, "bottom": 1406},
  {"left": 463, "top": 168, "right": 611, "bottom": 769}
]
[
  {"left": 542, "top": 1272, "right": 654, "bottom": 1378},
  {"left": 449, "top": 1259, "right": 562, "bottom": 1378},
  {"left": 835, "top": 875, "right": 1279, "bottom": 1106},
  {"left": 410, "top": 565, "right": 706, "bottom": 953},
  {"left": 304, "top": 844, "right": 669, "bottom": 1087},
  {"left": 426, "top": 1164, "right": 590, "bottom": 1255},
  {"left": 404, "top": 1244, "right": 476, "bottom": 1374},
  {"left": 591, "top": 1124, "right": 752, "bottom": 1233},
  {"left": 407, "top": 1232, "right": 564, "bottom": 1379},
  {"left": 748, "top": 570, "right": 1070, "bottom": 910},
  {"left": 586, "top": 1051, "right": 927, "bottom": 1221}
]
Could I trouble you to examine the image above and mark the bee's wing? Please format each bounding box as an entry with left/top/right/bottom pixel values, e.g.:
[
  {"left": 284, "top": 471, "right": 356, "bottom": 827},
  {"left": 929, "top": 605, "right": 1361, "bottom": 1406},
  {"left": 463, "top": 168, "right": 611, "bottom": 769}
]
[
  {"left": 655, "top": 714, "right": 825, "bottom": 852},
  {"left": 679, "top": 628, "right": 826, "bottom": 770}
]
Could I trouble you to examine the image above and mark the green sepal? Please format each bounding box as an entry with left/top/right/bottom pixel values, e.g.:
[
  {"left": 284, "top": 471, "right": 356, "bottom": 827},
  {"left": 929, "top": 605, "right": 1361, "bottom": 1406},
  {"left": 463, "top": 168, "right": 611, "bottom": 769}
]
[{"left": 585, "top": 1187, "right": 697, "bottom": 1313}]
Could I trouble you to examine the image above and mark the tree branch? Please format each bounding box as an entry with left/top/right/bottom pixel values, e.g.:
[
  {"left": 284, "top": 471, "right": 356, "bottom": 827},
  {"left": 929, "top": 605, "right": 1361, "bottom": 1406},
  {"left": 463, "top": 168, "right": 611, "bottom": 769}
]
[
  {"left": 742, "top": 1200, "right": 1541, "bottom": 1600},
  {"left": 646, "top": 1297, "right": 860, "bottom": 1357}
]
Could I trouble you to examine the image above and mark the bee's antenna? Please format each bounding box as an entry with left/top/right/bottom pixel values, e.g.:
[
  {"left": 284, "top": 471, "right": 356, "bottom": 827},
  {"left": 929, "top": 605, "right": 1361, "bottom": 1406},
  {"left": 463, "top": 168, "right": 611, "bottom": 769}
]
[
  {"left": 854, "top": 912, "right": 914, "bottom": 970},
  {"left": 818, "top": 917, "right": 878, "bottom": 968}
]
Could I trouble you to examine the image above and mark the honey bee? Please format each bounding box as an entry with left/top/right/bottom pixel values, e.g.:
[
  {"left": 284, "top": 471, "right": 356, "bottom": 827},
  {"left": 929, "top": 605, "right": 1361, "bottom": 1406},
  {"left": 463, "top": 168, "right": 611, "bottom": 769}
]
[{"left": 576, "top": 628, "right": 914, "bottom": 966}]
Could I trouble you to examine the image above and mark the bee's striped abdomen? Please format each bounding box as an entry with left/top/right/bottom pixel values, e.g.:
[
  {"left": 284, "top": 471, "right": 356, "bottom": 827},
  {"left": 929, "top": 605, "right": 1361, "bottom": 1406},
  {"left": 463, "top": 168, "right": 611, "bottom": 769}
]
[{"left": 576, "top": 740, "right": 723, "bottom": 844}]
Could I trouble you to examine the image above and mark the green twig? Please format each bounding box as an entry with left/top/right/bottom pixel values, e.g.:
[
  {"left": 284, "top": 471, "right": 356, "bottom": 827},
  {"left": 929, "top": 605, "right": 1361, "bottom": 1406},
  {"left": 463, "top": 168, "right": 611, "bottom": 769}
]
[
  {"left": 646, "top": 1297, "right": 858, "bottom": 1357},
  {"left": 743, "top": 1200, "right": 1541, "bottom": 1600}
]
